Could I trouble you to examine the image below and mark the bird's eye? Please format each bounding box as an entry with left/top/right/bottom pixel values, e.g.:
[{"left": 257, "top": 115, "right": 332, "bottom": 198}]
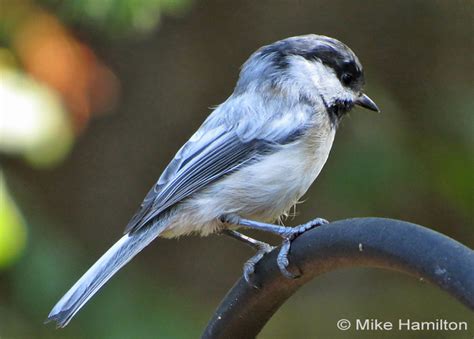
[{"left": 341, "top": 73, "right": 353, "bottom": 86}]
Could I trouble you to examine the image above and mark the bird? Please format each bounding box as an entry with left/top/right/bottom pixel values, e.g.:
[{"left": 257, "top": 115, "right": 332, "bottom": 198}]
[{"left": 46, "top": 34, "right": 379, "bottom": 328}]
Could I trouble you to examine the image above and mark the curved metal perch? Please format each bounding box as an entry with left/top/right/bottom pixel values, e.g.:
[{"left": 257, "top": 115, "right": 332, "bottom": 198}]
[{"left": 202, "top": 217, "right": 474, "bottom": 339}]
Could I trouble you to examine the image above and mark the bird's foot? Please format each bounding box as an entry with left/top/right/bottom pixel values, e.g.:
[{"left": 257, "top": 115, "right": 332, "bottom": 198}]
[
  {"left": 243, "top": 242, "right": 275, "bottom": 288},
  {"left": 221, "top": 229, "right": 276, "bottom": 288},
  {"left": 277, "top": 218, "right": 328, "bottom": 278},
  {"left": 221, "top": 216, "right": 329, "bottom": 284}
]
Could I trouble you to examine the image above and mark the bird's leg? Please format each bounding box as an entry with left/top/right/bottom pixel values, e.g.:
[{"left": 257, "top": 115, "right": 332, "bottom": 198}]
[
  {"left": 221, "top": 215, "right": 328, "bottom": 279},
  {"left": 222, "top": 230, "right": 275, "bottom": 287}
]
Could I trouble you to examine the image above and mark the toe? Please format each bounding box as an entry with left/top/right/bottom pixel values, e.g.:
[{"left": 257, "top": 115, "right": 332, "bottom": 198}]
[
  {"left": 243, "top": 265, "right": 259, "bottom": 288},
  {"left": 317, "top": 218, "right": 329, "bottom": 225},
  {"left": 244, "top": 268, "right": 261, "bottom": 289},
  {"left": 278, "top": 262, "right": 301, "bottom": 279},
  {"left": 276, "top": 237, "right": 302, "bottom": 279}
]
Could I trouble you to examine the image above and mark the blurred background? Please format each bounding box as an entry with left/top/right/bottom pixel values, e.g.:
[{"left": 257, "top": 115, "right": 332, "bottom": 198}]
[{"left": 0, "top": 0, "right": 473, "bottom": 338}]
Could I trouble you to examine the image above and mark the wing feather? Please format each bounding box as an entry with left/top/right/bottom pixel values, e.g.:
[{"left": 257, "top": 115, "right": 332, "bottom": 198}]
[{"left": 124, "top": 126, "right": 270, "bottom": 233}]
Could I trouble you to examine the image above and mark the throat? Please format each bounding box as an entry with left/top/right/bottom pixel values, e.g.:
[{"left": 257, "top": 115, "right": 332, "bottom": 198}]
[{"left": 320, "top": 96, "right": 354, "bottom": 128}]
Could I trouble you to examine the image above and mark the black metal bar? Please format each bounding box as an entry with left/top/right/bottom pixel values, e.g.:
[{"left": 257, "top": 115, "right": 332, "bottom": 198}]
[{"left": 202, "top": 217, "right": 474, "bottom": 339}]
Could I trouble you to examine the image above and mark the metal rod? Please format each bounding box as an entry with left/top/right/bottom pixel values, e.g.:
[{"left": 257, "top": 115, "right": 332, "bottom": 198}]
[{"left": 202, "top": 217, "right": 474, "bottom": 339}]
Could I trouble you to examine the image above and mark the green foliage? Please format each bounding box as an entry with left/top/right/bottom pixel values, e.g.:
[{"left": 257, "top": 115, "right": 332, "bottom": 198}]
[{"left": 41, "top": 0, "right": 194, "bottom": 36}]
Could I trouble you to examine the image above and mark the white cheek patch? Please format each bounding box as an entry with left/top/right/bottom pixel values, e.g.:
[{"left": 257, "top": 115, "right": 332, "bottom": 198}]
[{"left": 288, "top": 57, "right": 354, "bottom": 105}]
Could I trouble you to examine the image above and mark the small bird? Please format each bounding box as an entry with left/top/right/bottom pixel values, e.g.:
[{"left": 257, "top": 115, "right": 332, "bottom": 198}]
[{"left": 47, "top": 34, "right": 379, "bottom": 327}]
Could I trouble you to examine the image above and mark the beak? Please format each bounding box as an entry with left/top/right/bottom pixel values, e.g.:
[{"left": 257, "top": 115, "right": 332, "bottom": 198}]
[{"left": 355, "top": 93, "right": 380, "bottom": 112}]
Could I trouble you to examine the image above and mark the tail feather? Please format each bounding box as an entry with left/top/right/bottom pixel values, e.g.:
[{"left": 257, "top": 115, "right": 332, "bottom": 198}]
[{"left": 46, "top": 221, "right": 164, "bottom": 328}]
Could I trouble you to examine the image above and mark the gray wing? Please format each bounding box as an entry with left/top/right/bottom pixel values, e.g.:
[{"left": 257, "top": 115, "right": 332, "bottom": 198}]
[{"left": 124, "top": 108, "right": 310, "bottom": 234}]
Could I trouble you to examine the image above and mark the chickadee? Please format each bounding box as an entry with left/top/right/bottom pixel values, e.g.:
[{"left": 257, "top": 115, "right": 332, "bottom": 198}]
[{"left": 47, "top": 34, "right": 379, "bottom": 327}]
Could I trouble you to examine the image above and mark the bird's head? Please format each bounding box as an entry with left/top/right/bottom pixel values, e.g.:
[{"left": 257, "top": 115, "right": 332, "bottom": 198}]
[{"left": 236, "top": 34, "right": 379, "bottom": 125}]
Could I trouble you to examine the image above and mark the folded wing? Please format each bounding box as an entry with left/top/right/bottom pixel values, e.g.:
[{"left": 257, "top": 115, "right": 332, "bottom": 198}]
[{"left": 124, "top": 107, "right": 311, "bottom": 234}]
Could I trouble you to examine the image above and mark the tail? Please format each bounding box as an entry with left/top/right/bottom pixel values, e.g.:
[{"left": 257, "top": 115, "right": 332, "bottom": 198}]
[{"left": 46, "top": 220, "right": 164, "bottom": 328}]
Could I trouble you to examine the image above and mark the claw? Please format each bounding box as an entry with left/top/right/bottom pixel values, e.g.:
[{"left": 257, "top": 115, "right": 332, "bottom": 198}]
[
  {"left": 277, "top": 238, "right": 296, "bottom": 278},
  {"left": 299, "top": 218, "right": 328, "bottom": 231},
  {"left": 243, "top": 243, "right": 275, "bottom": 288},
  {"left": 277, "top": 236, "right": 301, "bottom": 278},
  {"left": 243, "top": 255, "right": 262, "bottom": 288},
  {"left": 277, "top": 218, "right": 328, "bottom": 279}
]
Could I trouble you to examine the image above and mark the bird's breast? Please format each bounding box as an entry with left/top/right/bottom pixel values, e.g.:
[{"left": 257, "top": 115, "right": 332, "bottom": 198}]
[{"left": 189, "top": 124, "right": 334, "bottom": 224}]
